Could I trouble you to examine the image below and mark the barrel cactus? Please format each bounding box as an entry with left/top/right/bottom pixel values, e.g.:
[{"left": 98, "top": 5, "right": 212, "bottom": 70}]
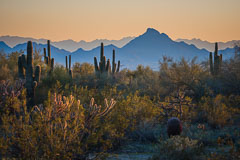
[{"left": 167, "top": 117, "right": 182, "bottom": 137}]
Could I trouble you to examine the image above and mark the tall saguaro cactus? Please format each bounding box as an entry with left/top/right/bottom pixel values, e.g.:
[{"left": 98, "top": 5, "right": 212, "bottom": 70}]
[
  {"left": 18, "top": 41, "right": 41, "bottom": 107},
  {"left": 94, "top": 43, "right": 120, "bottom": 76},
  {"left": 44, "top": 40, "right": 54, "bottom": 71},
  {"left": 112, "top": 49, "right": 120, "bottom": 75},
  {"left": 65, "top": 55, "right": 73, "bottom": 78},
  {"left": 209, "top": 43, "right": 222, "bottom": 76}
]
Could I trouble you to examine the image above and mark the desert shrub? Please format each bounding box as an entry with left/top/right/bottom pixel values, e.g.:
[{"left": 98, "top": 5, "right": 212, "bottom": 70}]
[
  {"left": 72, "top": 62, "right": 97, "bottom": 87},
  {"left": 216, "top": 53, "right": 240, "bottom": 95},
  {"left": 41, "top": 65, "right": 72, "bottom": 87},
  {"left": 157, "top": 89, "right": 194, "bottom": 122},
  {"left": 0, "top": 91, "right": 116, "bottom": 159},
  {"left": 106, "top": 92, "right": 160, "bottom": 143},
  {"left": 0, "top": 51, "right": 22, "bottom": 81},
  {"left": 73, "top": 62, "right": 94, "bottom": 76},
  {"left": 151, "top": 136, "right": 203, "bottom": 160},
  {"left": 159, "top": 57, "right": 209, "bottom": 100},
  {"left": 198, "top": 95, "right": 234, "bottom": 128},
  {"left": 126, "top": 65, "right": 160, "bottom": 97},
  {"left": 0, "top": 80, "right": 25, "bottom": 116},
  {"left": 35, "top": 65, "right": 73, "bottom": 104},
  {"left": 0, "top": 50, "right": 43, "bottom": 81}
]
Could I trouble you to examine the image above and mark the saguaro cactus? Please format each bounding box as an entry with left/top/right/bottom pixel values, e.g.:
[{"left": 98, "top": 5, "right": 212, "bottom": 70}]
[
  {"left": 209, "top": 43, "right": 222, "bottom": 76},
  {"left": 44, "top": 40, "right": 54, "bottom": 71},
  {"left": 18, "top": 41, "right": 41, "bottom": 107},
  {"left": 65, "top": 55, "right": 73, "bottom": 78},
  {"left": 94, "top": 43, "right": 120, "bottom": 76},
  {"left": 112, "top": 49, "right": 121, "bottom": 75}
]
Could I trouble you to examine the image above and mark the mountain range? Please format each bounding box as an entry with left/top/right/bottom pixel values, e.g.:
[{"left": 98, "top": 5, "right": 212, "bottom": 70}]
[
  {"left": 0, "top": 28, "right": 237, "bottom": 70},
  {"left": 0, "top": 36, "right": 134, "bottom": 52},
  {"left": 1, "top": 34, "right": 239, "bottom": 53},
  {"left": 176, "top": 38, "right": 240, "bottom": 51}
]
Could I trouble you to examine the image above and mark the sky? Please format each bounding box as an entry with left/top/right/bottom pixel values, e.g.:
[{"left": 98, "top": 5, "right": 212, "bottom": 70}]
[{"left": 0, "top": 0, "right": 239, "bottom": 42}]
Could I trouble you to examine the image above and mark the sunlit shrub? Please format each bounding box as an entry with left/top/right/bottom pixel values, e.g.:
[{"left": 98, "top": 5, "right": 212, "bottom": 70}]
[
  {"left": 107, "top": 92, "right": 160, "bottom": 143},
  {"left": 0, "top": 92, "right": 116, "bottom": 159},
  {"left": 200, "top": 95, "right": 233, "bottom": 128}
]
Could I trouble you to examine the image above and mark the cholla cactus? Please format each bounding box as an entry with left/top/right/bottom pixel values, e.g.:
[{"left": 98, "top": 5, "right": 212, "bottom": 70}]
[
  {"left": 40, "top": 94, "right": 81, "bottom": 120},
  {"left": 34, "top": 94, "right": 116, "bottom": 124},
  {"left": 88, "top": 98, "right": 116, "bottom": 117},
  {"left": 85, "top": 98, "right": 116, "bottom": 125},
  {"left": 0, "top": 80, "right": 25, "bottom": 113},
  {"left": 33, "top": 94, "right": 116, "bottom": 144},
  {"left": 53, "top": 94, "right": 79, "bottom": 114},
  {"left": 167, "top": 117, "right": 182, "bottom": 137},
  {"left": 0, "top": 80, "right": 24, "bottom": 99}
]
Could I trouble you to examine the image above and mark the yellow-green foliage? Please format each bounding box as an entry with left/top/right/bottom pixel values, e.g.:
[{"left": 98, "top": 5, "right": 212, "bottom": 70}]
[
  {"left": 159, "top": 89, "right": 193, "bottom": 121},
  {"left": 200, "top": 95, "right": 234, "bottom": 128},
  {"left": 0, "top": 80, "right": 25, "bottom": 115},
  {"left": 159, "top": 57, "right": 208, "bottom": 99},
  {"left": 1, "top": 93, "right": 84, "bottom": 159},
  {"left": 126, "top": 65, "right": 160, "bottom": 97},
  {"left": 0, "top": 51, "right": 22, "bottom": 81},
  {"left": 0, "top": 90, "right": 116, "bottom": 159},
  {"left": 73, "top": 62, "right": 94, "bottom": 76},
  {"left": 107, "top": 92, "right": 159, "bottom": 139}
]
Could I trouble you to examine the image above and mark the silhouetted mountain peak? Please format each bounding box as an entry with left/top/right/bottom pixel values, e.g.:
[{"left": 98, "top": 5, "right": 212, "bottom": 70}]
[
  {"left": 140, "top": 28, "right": 170, "bottom": 41},
  {"left": 145, "top": 28, "right": 160, "bottom": 35}
]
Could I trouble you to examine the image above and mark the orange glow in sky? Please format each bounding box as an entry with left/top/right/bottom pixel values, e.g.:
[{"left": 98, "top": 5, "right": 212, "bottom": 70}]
[{"left": 0, "top": 0, "right": 239, "bottom": 42}]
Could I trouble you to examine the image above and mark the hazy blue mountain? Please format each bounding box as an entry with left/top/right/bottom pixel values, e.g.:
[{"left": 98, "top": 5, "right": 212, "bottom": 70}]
[
  {"left": 0, "top": 35, "right": 134, "bottom": 52},
  {"left": 0, "top": 28, "right": 236, "bottom": 70},
  {"left": 53, "top": 37, "right": 134, "bottom": 52},
  {"left": 0, "top": 41, "right": 12, "bottom": 53},
  {"left": 218, "top": 47, "right": 237, "bottom": 59},
  {"left": 0, "top": 41, "right": 69, "bottom": 64},
  {"left": 67, "top": 28, "right": 211, "bottom": 69},
  {"left": 0, "top": 36, "right": 47, "bottom": 48},
  {"left": 176, "top": 38, "right": 240, "bottom": 51},
  {"left": 71, "top": 44, "right": 119, "bottom": 65},
  {"left": 118, "top": 28, "right": 210, "bottom": 69}
]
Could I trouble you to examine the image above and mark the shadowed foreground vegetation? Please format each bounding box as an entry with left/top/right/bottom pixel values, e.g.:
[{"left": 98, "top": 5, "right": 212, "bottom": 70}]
[{"left": 0, "top": 44, "right": 240, "bottom": 159}]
